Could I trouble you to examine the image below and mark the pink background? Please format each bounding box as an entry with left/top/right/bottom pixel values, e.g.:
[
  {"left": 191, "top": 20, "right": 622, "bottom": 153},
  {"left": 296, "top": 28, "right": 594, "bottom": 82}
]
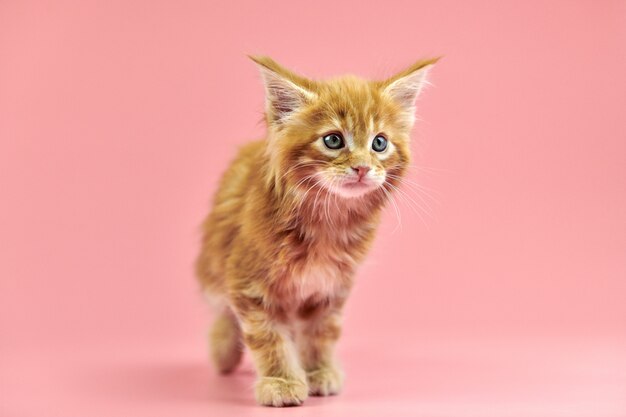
[{"left": 1, "top": 1, "right": 625, "bottom": 416}]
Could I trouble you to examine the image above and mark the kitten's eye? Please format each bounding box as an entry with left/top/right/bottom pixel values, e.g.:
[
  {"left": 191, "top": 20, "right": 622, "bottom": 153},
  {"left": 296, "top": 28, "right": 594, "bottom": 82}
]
[
  {"left": 323, "top": 133, "right": 345, "bottom": 150},
  {"left": 372, "top": 135, "right": 388, "bottom": 152}
]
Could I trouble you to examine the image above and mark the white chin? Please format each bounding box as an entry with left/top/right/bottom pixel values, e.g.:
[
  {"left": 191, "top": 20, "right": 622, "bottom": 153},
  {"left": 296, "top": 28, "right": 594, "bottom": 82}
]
[{"left": 332, "top": 183, "right": 377, "bottom": 198}]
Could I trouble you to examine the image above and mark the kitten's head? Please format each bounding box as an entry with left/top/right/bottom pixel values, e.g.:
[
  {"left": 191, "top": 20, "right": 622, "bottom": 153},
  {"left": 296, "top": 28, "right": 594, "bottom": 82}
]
[{"left": 251, "top": 56, "right": 437, "bottom": 201}]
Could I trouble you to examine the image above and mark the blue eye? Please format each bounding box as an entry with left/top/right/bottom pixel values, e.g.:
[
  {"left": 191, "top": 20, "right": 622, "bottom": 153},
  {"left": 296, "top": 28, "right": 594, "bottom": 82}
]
[
  {"left": 372, "top": 135, "right": 388, "bottom": 152},
  {"left": 323, "top": 133, "right": 345, "bottom": 150}
]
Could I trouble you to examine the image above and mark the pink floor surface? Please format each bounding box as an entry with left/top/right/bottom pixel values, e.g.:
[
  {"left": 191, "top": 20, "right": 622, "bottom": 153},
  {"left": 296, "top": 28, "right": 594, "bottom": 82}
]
[{"left": 3, "top": 333, "right": 625, "bottom": 417}]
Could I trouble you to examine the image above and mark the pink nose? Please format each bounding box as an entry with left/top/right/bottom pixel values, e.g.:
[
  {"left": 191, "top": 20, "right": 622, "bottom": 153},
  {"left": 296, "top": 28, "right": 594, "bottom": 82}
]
[{"left": 351, "top": 165, "right": 371, "bottom": 179}]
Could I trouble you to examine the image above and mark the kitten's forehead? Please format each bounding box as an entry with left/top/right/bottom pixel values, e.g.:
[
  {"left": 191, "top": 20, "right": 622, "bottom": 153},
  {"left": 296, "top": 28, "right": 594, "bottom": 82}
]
[{"left": 316, "top": 77, "right": 387, "bottom": 144}]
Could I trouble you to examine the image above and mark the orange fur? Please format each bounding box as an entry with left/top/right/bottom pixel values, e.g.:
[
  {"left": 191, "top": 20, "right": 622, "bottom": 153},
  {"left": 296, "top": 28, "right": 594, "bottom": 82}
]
[{"left": 196, "top": 55, "right": 437, "bottom": 406}]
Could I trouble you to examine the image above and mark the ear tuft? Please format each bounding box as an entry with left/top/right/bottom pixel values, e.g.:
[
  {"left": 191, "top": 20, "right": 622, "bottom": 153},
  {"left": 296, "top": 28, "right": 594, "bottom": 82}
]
[
  {"left": 249, "top": 55, "right": 315, "bottom": 124},
  {"left": 383, "top": 57, "right": 440, "bottom": 115}
]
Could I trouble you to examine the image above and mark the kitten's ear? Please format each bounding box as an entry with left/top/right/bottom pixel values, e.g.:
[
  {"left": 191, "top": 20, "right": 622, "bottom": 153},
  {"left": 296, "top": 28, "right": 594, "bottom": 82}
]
[
  {"left": 249, "top": 55, "right": 316, "bottom": 124},
  {"left": 382, "top": 57, "right": 440, "bottom": 117}
]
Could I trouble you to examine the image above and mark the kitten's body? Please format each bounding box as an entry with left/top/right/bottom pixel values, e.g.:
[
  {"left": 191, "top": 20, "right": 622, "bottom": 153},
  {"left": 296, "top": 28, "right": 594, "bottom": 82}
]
[{"left": 196, "top": 56, "right": 436, "bottom": 406}]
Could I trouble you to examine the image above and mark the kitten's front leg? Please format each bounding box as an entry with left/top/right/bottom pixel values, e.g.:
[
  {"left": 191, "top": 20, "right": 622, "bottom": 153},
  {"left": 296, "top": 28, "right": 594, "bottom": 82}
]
[
  {"left": 297, "top": 298, "right": 346, "bottom": 396},
  {"left": 233, "top": 296, "right": 308, "bottom": 407}
]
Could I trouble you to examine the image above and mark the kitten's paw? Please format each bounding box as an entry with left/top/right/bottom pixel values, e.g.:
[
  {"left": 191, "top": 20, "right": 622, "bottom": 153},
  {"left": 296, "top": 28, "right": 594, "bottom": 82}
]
[
  {"left": 255, "top": 377, "right": 308, "bottom": 407},
  {"left": 307, "top": 366, "right": 344, "bottom": 396}
]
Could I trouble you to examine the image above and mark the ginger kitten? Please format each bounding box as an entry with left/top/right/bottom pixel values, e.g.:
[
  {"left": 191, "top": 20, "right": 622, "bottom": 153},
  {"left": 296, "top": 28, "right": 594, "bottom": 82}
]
[{"left": 196, "top": 55, "right": 437, "bottom": 406}]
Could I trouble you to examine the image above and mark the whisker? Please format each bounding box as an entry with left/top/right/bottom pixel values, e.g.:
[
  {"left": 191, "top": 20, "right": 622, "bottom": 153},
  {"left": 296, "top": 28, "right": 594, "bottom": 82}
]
[
  {"left": 386, "top": 174, "right": 442, "bottom": 205},
  {"left": 278, "top": 161, "right": 326, "bottom": 182},
  {"left": 384, "top": 182, "right": 430, "bottom": 229},
  {"left": 385, "top": 179, "right": 435, "bottom": 214},
  {"left": 386, "top": 182, "right": 433, "bottom": 218},
  {"left": 380, "top": 184, "right": 402, "bottom": 233}
]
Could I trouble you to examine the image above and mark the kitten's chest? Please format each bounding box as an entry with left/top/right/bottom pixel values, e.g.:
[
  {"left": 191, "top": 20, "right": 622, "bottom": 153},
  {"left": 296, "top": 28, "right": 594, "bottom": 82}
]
[
  {"left": 294, "top": 260, "right": 345, "bottom": 301},
  {"left": 277, "top": 227, "right": 366, "bottom": 301}
]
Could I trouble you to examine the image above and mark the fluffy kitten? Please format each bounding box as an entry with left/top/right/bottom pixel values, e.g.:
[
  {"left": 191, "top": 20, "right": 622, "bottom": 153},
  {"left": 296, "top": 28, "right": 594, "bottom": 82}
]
[{"left": 196, "top": 55, "right": 437, "bottom": 406}]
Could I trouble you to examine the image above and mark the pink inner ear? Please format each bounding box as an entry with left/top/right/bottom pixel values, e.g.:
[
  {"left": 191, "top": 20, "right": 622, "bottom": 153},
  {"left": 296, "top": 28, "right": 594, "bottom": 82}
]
[
  {"left": 258, "top": 67, "right": 312, "bottom": 123},
  {"left": 270, "top": 86, "right": 302, "bottom": 119},
  {"left": 385, "top": 66, "right": 431, "bottom": 110},
  {"left": 395, "top": 89, "right": 420, "bottom": 105}
]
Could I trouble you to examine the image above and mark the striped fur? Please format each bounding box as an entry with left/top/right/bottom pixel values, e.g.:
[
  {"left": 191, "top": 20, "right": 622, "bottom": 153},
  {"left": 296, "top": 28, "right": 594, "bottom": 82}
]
[{"left": 196, "top": 55, "right": 437, "bottom": 406}]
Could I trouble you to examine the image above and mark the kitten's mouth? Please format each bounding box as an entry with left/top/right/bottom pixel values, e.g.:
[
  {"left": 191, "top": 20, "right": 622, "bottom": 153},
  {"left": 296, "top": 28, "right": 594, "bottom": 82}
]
[
  {"left": 342, "top": 180, "right": 370, "bottom": 188},
  {"left": 334, "top": 177, "right": 377, "bottom": 198}
]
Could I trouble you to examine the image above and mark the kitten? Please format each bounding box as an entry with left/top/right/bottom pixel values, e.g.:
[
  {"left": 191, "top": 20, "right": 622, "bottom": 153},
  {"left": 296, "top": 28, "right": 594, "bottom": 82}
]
[{"left": 196, "top": 55, "right": 437, "bottom": 407}]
